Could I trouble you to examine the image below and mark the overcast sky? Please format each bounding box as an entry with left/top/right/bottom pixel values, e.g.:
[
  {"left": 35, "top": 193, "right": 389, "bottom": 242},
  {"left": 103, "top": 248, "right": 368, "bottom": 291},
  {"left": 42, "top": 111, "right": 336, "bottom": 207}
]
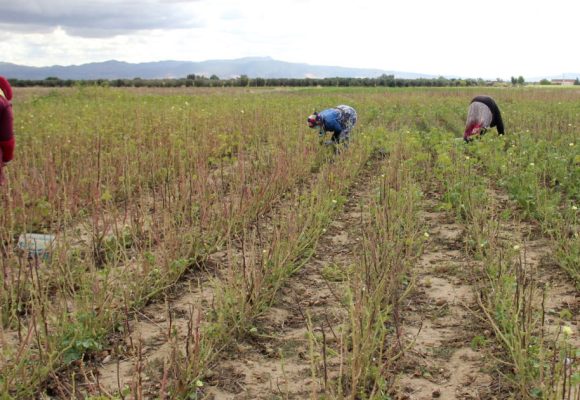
[{"left": 0, "top": 0, "right": 578, "bottom": 80}]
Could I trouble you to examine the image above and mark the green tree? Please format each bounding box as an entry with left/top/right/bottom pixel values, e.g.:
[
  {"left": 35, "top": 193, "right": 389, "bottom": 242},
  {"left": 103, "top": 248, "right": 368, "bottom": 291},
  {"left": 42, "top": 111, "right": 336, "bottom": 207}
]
[{"left": 239, "top": 74, "right": 249, "bottom": 87}]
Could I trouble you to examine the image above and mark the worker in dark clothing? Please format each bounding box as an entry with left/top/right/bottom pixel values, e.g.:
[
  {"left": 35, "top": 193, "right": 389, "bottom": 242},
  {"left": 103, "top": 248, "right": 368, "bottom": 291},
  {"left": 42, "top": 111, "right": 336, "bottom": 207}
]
[
  {"left": 0, "top": 76, "right": 14, "bottom": 186},
  {"left": 307, "top": 105, "right": 357, "bottom": 147},
  {"left": 464, "top": 95, "right": 504, "bottom": 142}
]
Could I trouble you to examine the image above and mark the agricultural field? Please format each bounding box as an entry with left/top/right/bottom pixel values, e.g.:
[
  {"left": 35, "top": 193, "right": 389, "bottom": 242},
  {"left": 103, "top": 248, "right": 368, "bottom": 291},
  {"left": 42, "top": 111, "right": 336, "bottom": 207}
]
[{"left": 0, "top": 86, "right": 578, "bottom": 399}]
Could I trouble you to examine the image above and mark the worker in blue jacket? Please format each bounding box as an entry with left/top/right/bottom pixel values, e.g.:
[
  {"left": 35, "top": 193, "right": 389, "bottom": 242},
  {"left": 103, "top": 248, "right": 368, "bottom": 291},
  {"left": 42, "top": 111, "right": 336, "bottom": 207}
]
[{"left": 307, "top": 105, "right": 357, "bottom": 146}]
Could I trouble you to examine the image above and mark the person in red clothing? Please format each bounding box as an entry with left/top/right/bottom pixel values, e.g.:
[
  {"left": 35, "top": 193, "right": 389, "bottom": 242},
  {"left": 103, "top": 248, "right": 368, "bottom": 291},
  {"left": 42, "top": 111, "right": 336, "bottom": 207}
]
[{"left": 0, "top": 76, "right": 14, "bottom": 185}]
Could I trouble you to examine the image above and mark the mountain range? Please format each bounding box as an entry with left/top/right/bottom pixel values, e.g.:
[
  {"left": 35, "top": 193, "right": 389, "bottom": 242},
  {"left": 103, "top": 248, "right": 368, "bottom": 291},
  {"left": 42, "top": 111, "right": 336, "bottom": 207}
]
[
  {"left": 0, "top": 57, "right": 578, "bottom": 81},
  {"left": 0, "top": 57, "right": 437, "bottom": 80}
]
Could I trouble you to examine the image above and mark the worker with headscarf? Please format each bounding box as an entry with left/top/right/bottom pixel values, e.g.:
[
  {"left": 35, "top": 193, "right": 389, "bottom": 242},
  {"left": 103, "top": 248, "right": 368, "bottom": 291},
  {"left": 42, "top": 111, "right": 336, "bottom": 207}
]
[
  {"left": 464, "top": 95, "right": 504, "bottom": 142},
  {"left": 307, "top": 105, "right": 358, "bottom": 147}
]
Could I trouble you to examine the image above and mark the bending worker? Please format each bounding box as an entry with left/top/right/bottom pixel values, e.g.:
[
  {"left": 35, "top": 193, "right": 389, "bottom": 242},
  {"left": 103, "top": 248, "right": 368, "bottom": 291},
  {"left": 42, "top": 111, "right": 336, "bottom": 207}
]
[
  {"left": 307, "top": 105, "right": 357, "bottom": 146},
  {"left": 464, "top": 95, "right": 504, "bottom": 142}
]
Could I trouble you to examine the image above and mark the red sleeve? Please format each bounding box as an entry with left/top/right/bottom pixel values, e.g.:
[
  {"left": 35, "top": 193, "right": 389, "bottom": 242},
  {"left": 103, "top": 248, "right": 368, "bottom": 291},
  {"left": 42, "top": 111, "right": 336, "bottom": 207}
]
[
  {"left": 0, "top": 137, "right": 15, "bottom": 163},
  {"left": 0, "top": 99, "right": 14, "bottom": 142}
]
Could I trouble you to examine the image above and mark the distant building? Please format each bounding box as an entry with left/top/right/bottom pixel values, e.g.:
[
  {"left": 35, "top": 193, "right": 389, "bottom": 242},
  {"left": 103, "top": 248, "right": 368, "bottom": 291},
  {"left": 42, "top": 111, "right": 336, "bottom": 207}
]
[{"left": 551, "top": 79, "right": 576, "bottom": 86}]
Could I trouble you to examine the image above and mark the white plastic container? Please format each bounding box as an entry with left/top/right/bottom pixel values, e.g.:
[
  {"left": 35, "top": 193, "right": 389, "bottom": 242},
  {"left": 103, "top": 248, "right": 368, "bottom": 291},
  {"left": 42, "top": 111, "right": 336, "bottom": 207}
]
[{"left": 17, "top": 233, "right": 56, "bottom": 259}]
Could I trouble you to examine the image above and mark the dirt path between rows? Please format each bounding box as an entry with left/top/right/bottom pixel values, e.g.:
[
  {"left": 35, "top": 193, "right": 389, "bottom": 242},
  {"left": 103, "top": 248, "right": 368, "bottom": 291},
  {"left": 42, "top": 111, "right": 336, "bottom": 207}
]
[
  {"left": 395, "top": 188, "right": 579, "bottom": 400},
  {"left": 76, "top": 150, "right": 376, "bottom": 398},
  {"left": 206, "top": 156, "right": 381, "bottom": 399},
  {"left": 72, "top": 158, "right": 578, "bottom": 400},
  {"left": 88, "top": 204, "right": 306, "bottom": 397},
  {"left": 394, "top": 195, "right": 494, "bottom": 399}
]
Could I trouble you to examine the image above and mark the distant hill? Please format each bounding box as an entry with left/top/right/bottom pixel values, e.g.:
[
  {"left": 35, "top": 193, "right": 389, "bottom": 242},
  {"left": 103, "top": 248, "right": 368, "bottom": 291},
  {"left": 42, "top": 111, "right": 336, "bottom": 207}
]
[{"left": 0, "top": 57, "right": 437, "bottom": 80}]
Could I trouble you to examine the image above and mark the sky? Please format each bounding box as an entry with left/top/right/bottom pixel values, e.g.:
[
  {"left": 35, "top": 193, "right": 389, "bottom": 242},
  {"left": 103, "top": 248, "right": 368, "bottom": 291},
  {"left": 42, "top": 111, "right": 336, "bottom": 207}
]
[{"left": 0, "top": 0, "right": 578, "bottom": 80}]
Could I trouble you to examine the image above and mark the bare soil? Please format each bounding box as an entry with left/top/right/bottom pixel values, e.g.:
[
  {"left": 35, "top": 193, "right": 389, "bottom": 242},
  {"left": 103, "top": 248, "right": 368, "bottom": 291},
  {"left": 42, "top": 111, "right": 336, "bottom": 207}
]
[
  {"left": 83, "top": 153, "right": 377, "bottom": 398},
  {"left": 394, "top": 189, "right": 579, "bottom": 400},
  {"left": 60, "top": 163, "right": 578, "bottom": 400},
  {"left": 205, "top": 158, "right": 380, "bottom": 399},
  {"left": 394, "top": 198, "right": 495, "bottom": 400}
]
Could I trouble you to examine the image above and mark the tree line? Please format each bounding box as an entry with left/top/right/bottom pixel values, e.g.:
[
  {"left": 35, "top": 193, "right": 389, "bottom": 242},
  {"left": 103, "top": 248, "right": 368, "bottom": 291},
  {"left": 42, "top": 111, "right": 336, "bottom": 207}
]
[{"left": 8, "top": 74, "right": 504, "bottom": 88}]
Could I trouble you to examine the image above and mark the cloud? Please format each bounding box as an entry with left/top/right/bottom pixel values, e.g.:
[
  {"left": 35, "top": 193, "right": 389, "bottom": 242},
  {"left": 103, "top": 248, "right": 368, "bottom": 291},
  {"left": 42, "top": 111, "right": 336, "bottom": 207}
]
[
  {"left": 0, "top": 0, "right": 578, "bottom": 78},
  {"left": 0, "top": 0, "right": 203, "bottom": 38}
]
